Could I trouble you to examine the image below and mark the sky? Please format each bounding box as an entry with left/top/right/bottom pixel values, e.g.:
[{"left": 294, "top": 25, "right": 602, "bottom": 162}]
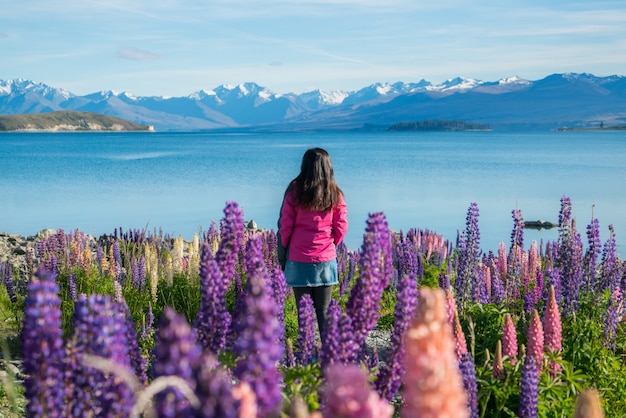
[{"left": 2, "top": 0, "right": 626, "bottom": 97}]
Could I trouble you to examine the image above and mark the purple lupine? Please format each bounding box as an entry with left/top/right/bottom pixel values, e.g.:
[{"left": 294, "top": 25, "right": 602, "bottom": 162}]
[
  {"left": 215, "top": 201, "right": 245, "bottom": 283},
  {"left": 66, "top": 294, "right": 134, "bottom": 417},
  {"left": 374, "top": 270, "right": 418, "bottom": 401},
  {"left": 2, "top": 262, "right": 17, "bottom": 303},
  {"left": 296, "top": 294, "right": 317, "bottom": 365},
  {"left": 510, "top": 208, "right": 525, "bottom": 255},
  {"left": 459, "top": 353, "right": 479, "bottom": 418},
  {"left": 67, "top": 273, "right": 77, "bottom": 301},
  {"left": 194, "top": 353, "right": 240, "bottom": 418},
  {"left": 545, "top": 267, "right": 562, "bottom": 305},
  {"left": 502, "top": 313, "right": 518, "bottom": 364},
  {"left": 339, "top": 253, "right": 357, "bottom": 298},
  {"left": 455, "top": 202, "right": 482, "bottom": 307},
  {"left": 600, "top": 224, "right": 619, "bottom": 292},
  {"left": 396, "top": 239, "right": 418, "bottom": 283},
  {"left": 582, "top": 216, "right": 601, "bottom": 292},
  {"left": 118, "top": 299, "right": 148, "bottom": 385},
  {"left": 21, "top": 266, "right": 65, "bottom": 418},
  {"left": 270, "top": 265, "right": 288, "bottom": 347},
  {"left": 556, "top": 196, "right": 583, "bottom": 316},
  {"left": 519, "top": 355, "right": 539, "bottom": 418},
  {"left": 195, "top": 240, "right": 231, "bottom": 354},
  {"left": 233, "top": 235, "right": 284, "bottom": 417},
  {"left": 345, "top": 212, "right": 393, "bottom": 356},
  {"left": 320, "top": 299, "right": 358, "bottom": 369},
  {"left": 152, "top": 307, "right": 203, "bottom": 418},
  {"left": 603, "top": 287, "right": 622, "bottom": 351}
]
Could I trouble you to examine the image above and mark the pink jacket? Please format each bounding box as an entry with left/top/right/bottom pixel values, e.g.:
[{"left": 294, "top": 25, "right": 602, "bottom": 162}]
[{"left": 279, "top": 189, "right": 348, "bottom": 263}]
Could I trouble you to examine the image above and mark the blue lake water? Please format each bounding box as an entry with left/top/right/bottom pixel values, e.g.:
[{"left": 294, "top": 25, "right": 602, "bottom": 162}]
[{"left": 1, "top": 130, "right": 624, "bottom": 253}]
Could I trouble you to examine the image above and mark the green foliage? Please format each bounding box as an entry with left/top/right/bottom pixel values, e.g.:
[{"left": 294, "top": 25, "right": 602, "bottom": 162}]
[{"left": 281, "top": 362, "right": 323, "bottom": 413}]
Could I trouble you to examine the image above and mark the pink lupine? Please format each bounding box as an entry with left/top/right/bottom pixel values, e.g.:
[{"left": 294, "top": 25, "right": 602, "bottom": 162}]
[
  {"left": 402, "top": 287, "right": 469, "bottom": 418},
  {"left": 492, "top": 340, "right": 505, "bottom": 379},
  {"left": 322, "top": 363, "right": 393, "bottom": 418},
  {"left": 454, "top": 311, "right": 469, "bottom": 360},
  {"left": 445, "top": 289, "right": 457, "bottom": 325},
  {"left": 502, "top": 313, "right": 518, "bottom": 364},
  {"left": 543, "top": 285, "right": 563, "bottom": 374},
  {"left": 527, "top": 309, "right": 545, "bottom": 371}
]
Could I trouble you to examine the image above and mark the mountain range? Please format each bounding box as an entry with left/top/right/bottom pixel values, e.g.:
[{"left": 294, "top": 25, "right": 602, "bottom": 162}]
[{"left": 1, "top": 73, "right": 625, "bottom": 131}]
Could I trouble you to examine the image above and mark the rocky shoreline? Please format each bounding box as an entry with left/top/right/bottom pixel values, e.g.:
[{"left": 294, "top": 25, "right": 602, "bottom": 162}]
[{"left": 0, "top": 231, "right": 39, "bottom": 275}]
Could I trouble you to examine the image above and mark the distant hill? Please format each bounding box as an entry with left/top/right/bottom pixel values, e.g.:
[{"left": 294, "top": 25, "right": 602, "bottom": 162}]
[
  {"left": 388, "top": 120, "right": 491, "bottom": 131},
  {"left": 1, "top": 73, "right": 625, "bottom": 131},
  {"left": 0, "top": 111, "right": 153, "bottom": 132}
]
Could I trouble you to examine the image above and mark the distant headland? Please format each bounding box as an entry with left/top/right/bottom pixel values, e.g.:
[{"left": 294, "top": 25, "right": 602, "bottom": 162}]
[
  {"left": 0, "top": 111, "right": 153, "bottom": 132},
  {"left": 387, "top": 120, "right": 491, "bottom": 132}
]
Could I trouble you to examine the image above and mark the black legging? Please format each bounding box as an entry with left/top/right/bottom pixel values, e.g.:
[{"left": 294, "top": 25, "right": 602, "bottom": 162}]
[{"left": 293, "top": 285, "right": 333, "bottom": 337}]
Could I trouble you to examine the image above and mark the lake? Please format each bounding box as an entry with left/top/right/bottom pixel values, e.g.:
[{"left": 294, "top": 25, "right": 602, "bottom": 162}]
[{"left": 1, "top": 130, "right": 624, "bottom": 253}]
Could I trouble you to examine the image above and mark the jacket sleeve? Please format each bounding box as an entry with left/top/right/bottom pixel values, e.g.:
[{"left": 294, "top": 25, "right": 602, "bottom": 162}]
[
  {"left": 278, "top": 191, "right": 296, "bottom": 248},
  {"left": 332, "top": 194, "right": 348, "bottom": 245}
]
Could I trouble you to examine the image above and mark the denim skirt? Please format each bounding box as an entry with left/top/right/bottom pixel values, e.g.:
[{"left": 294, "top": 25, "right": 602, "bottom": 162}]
[{"left": 284, "top": 259, "right": 338, "bottom": 287}]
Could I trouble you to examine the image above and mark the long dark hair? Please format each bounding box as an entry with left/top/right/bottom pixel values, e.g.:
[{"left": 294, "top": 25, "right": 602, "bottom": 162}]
[{"left": 288, "top": 148, "right": 343, "bottom": 211}]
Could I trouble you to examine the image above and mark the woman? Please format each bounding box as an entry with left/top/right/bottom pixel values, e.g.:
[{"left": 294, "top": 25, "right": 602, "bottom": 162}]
[{"left": 278, "top": 148, "right": 348, "bottom": 336}]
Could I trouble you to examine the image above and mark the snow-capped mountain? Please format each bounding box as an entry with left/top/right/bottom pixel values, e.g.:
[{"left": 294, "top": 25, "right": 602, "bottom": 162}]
[{"left": 1, "top": 73, "right": 625, "bottom": 131}]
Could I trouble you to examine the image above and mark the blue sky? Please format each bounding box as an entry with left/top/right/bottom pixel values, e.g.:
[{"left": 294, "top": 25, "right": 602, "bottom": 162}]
[{"left": 3, "top": 0, "right": 626, "bottom": 96}]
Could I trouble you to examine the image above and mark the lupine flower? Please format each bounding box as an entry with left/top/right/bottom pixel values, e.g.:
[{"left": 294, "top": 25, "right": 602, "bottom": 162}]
[
  {"left": 603, "top": 287, "right": 622, "bottom": 351},
  {"left": 345, "top": 212, "right": 393, "bottom": 357},
  {"left": 296, "top": 294, "right": 317, "bottom": 365},
  {"left": 402, "top": 287, "right": 469, "bottom": 418},
  {"left": 339, "top": 253, "right": 356, "bottom": 297},
  {"left": 510, "top": 208, "right": 525, "bottom": 255},
  {"left": 455, "top": 202, "right": 482, "bottom": 307},
  {"left": 600, "top": 225, "right": 619, "bottom": 292},
  {"left": 557, "top": 196, "right": 583, "bottom": 316},
  {"left": 454, "top": 311, "right": 469, "bottom": 360},
  {"left": 215, "top": 201, "right": 245, "bottom": 283},
  {"left": 519, "top": 355, "right": 539, "bottom": 418},
  {"left": 152, "top": 307, "right": 202, "bottom": 418},
  {"left": 445, "top": 289, "right": 457, "bottom": 325},
  {"left": 320, "top": 299, "right": 358, "bottom": 369},
  {"left": 66, "top": 293, "right": 134, "bottom": 417},
  {"left": 118, "top": 299, "right": 148, "bottom": 385},
  {"left": 397, "top": 239, "right": 418, "bottom": 281},
  {"left": 232, "top": 381, "right": 258, "bottom": 418},
  {"left": 573, "top": 388, "right": 605, "bottom": 418},
  {"left": 21, "top": 267, "right": 65, "bottom": 418},
  {"left": 545, "top": 267, "right": 562, "bottom": 305},
  {"left": 67, "top": 273, "right": 77, "bottom": 301},
  {"left": 195, "top": 241, "right": 231, "bottom": 354},
  {"left": 492, "top": 340, "right": 505, "bottom": 379},
  {"left": 233, "top": 235, "right": 284, "bottom": 417},
  {"left": 543, "top": 285, "right": 562, "bottom": 375},
  {"left": 502, "top": 313, "right": 518, "bottom": 364},
  {"left": 194, "top": 353, "right": 240, "bottom": 418},
  {"left": 459, "top": 353, "right": 479, "bottom": 418},
  {"left": 374, "top": 271, "right": 418, "bottom": 401},
  {"left": 270, "top": 265, "right": 288, "bottom": 346},
  {"left": 1, "top": 262, "right": 17, "bottom": 303},
  {"left": 527, "top": 309, "right": 544, "bottom": 371},
  {"left": 322, "top": 363, "right": 393, "bottom": 418},
  {"left": 582, "top": 216, "right": 602, "bottom": 292}
]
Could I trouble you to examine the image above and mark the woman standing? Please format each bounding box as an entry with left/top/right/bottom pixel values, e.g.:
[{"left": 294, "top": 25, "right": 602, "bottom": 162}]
[{"left": 278, "top": 148, "right": 348, "bottom": 336}]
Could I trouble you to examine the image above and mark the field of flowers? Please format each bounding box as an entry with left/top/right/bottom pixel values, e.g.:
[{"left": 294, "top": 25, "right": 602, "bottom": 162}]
[{"left": 0, "top": 196, "right": 623, "bottom": 417}]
